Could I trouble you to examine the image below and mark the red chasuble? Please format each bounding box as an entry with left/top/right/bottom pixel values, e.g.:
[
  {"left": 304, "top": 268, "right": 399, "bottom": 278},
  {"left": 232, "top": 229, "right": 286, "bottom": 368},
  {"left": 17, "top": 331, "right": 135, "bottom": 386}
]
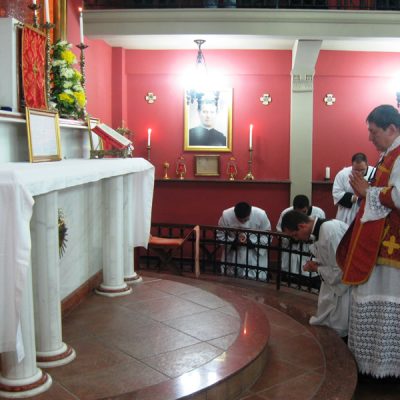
[
  {"left": 22, "top": 26, "right": 47, "bottom": 110},
  {"left": 337, "top": 145, "right": 400, "bottom": 284}
]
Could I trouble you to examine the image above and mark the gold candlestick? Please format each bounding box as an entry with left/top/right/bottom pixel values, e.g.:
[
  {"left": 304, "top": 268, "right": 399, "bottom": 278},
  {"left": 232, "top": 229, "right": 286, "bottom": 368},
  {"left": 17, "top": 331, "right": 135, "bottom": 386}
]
[
  {"left": 28, "top": 3, "right": 41, "bottom": 28},
  {"left": 43, "top": 22, "right": 55, "bottom": 108},
  {"left": 163, "top": 162, "right": 170, "bottom": 180},
  {"left": 244, "top": 148, "right": 255, "bottom": 180},
  {"left": 147, "top": 145, "right": 151, "bottom": 161},
  {"left": 77, "top": 43, "right": 88, "bottom": 117}
]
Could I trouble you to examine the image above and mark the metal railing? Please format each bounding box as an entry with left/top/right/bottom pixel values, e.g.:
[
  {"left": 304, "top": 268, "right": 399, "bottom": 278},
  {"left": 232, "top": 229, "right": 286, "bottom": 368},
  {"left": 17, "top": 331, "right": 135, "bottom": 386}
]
[
  {"left": 138, "top": 223, "right": 320, "bottom": 294},
  {"left": 84, "top": 0, "right": 400, "bottom": 10}
]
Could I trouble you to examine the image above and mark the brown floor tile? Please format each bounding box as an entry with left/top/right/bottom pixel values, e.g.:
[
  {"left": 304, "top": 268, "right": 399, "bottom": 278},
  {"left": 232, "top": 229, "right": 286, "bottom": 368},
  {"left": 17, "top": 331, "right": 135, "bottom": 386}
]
[
  {"left": 142, "top": 342, "right": 223, "bottom": 378},
  {"left": 128, "top": 294, "right": 210, "bottom": 322},
  {"left": 258, "top": 370, "right": 323, "bottom": 400},
  {"left": 60, "top": 359, "right": 167, "bottom": 400},
  {"left": 249, "top": 347, "right": 307, "bottom": 392},
  {"left": 164, "top": 309, "right": 241, "bottom": 341},
  {"left": 270, "top": 333, "right": 324, "bottom": 371},
  {"left": 27, "top": 381, "right": 78, "bottom": 400},
  {"left": 98, "top": 321, "right": 200, "bottom": 360},
  {"left": 179, "top": 289, "right": 232, "bottom": 309},
  {"left": 46, "top": 336, "right": 137, "bottom": 381},
  {"left": 207, "top": 332, "right": 238, "bottom": 350}
]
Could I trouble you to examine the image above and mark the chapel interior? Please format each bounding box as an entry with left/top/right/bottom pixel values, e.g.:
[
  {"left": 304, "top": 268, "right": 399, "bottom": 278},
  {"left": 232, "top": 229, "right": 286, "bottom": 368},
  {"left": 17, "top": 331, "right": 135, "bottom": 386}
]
[{"left": 1, "top": 0, "right": 400, "bottom": 399}]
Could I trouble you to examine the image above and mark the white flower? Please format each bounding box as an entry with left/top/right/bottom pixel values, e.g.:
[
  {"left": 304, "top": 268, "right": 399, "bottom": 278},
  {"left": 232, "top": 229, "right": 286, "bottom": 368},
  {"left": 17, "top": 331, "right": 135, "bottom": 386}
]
[{"left": 63, "top": 81, "right": 73, "bottom": 88}]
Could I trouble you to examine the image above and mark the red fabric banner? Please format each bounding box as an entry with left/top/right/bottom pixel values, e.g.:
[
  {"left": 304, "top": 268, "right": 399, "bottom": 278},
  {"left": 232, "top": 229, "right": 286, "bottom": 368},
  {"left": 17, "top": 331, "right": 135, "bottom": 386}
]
[{"left": 22, "top": 26, "right": 47, "bottom": 110}]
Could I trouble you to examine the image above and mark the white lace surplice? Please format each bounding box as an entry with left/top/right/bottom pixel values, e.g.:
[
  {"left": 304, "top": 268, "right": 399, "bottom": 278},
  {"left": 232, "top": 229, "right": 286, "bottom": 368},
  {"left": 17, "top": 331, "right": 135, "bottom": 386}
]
[{"left": 349, "top": 137, "right": 400, "bottom": 377}]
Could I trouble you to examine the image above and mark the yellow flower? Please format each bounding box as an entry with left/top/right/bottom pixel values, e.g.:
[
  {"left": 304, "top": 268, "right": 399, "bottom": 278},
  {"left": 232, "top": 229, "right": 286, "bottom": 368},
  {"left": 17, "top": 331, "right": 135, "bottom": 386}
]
[
  {"left": 61, "top": 50, "right": 76, "bottom": 65},
  {"left": 74, "top": 91, "right": 86, "bottom": 107},
  {"left": 74, "top": 70, "right": 82, "bottom": 81},
  {"left": 59, "top": 92, "right": 74, "bottom": 104}
]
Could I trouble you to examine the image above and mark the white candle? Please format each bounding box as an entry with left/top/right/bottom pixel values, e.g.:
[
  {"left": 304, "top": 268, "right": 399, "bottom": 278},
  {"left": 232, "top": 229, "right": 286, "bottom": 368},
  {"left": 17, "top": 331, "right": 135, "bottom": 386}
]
[
  {"left": 325, "top": 167, "right": 330, "bottom": 180},
  {"left": 147, "top": 128, "right": 152, "bottom": 146},
  {"left": 44, "top": 0, "right": 50, "bottom": 23},
  {"left": 32, "top": 0, "right": 36, "bottom": 5},
  {"left": 79, "top": 7, "right": 84, "bottom": 44},
  {"left": 249, "top": 124, "right": 253, "bottom": 150}
]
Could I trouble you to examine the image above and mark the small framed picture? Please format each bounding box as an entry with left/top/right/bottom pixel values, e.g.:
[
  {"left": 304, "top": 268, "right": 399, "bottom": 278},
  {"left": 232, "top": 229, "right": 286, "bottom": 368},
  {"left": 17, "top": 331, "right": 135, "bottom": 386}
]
[
  {"left": 195, "top": 155, "right": 220, "bottom": 176},
  {"left": 25, "top": 108, "right": 62, "bottom": 163}
]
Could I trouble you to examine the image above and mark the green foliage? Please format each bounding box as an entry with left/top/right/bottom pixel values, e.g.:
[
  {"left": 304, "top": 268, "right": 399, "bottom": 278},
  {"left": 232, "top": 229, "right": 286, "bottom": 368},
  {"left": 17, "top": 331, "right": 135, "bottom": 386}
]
[{"left": 50, "top": 40, "right": 86, "bottom": 119}]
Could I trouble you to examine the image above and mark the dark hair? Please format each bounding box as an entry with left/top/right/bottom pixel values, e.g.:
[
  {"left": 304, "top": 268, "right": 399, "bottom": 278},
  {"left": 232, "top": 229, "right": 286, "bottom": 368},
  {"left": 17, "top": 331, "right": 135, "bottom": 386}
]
[
  {"left": 234, "top": 202, "right": 251, "bottom": 219},
  {"left": 293, "top": 195, "right": 310, "bottom": 210},
  {"left": 351, "top": 152, "right": 368, "bottom": 163},
  {"left": 281, "top": 210, "right": 309, "bottom": 231},
  {"left": 366, "top": 105, "right": 400, "bottom": 130}
]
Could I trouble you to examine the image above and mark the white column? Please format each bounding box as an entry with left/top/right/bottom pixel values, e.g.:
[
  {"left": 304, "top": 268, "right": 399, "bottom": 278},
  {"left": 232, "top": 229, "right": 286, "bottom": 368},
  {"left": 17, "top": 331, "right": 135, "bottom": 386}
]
[
  {"left": 31, "top": 192, "right": 76, "bottom": 368},
  {"left": 96, "top": 176, "right": 132, "bottom": 297},
  {"left": 0, "top": 264, "right": 52, "bottom": 398},
  {"left": 123, "top": 174, "right": 142, "bottom": 284}
]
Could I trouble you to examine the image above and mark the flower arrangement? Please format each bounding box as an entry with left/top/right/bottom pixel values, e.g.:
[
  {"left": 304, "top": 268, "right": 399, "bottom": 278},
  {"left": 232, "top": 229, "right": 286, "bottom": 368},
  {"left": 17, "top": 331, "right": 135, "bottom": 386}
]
[{"left": 50, "top": 40, "right": 86, "bottom": 119}]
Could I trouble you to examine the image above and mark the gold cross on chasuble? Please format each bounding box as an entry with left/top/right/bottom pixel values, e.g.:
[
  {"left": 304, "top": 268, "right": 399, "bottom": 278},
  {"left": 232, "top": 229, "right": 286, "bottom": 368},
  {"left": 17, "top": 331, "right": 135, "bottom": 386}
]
[{"left": 382, "top": 235, "right": 400, "bottom": 255}]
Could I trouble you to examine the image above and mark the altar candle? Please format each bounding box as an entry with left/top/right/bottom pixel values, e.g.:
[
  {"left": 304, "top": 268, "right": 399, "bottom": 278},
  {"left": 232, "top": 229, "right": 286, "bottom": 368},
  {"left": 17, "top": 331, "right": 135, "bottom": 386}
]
[
  {"left": 147, "top": 128, "right": 152, "bottom": 146},
  {"left": 79, "top": 7, "right": 84, "bottom": 44},
  {"left": 44, "top": 0, "right": 50, "bottom": 22},
  {"left": 325, "top": 167, "right": 330, "bottom": 180},
  {"left": 32, "top": 0, "right": 36, "bottom": 5},
  {"left": 249, "top": 124, "right": 253, "bottom": 150}
]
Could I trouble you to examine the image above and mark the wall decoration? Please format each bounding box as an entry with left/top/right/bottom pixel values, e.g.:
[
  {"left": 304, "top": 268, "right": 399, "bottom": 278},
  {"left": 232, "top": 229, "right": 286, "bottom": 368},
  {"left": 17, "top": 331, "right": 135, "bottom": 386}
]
[
  {"left": 145, "top": 92, "right": 157, "bottom": 104},
  {"left": 195, "top": 155, "right": 220, "bottom": 177},
  {"left": 25, "top": 107, "right": 62, "bottom": 162},
  {"left": 324, "top": 93, "right": 336, "bottom": 106},
  {"left": 184, "top": 88, "right": 232, "bottom": 152},
  {"left": 259, "top": 93, "right": 272, "bottom": 106}
]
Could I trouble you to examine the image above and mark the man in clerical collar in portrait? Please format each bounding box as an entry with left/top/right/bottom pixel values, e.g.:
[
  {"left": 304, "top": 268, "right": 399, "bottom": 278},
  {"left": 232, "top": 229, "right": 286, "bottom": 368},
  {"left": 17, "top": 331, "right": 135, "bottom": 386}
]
[{"left": 189, "top": 98, "right": 227, "bottom": 147}]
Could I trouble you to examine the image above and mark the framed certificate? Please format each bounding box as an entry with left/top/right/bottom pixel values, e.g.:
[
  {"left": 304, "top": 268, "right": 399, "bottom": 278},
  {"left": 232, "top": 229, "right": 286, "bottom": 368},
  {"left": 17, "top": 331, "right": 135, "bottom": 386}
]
[
  {"left": 25, "top": 108, "right": 62, "bottom": 163},
  {"left": 195, "top": 155, "right": 220, "bottom": 176}
]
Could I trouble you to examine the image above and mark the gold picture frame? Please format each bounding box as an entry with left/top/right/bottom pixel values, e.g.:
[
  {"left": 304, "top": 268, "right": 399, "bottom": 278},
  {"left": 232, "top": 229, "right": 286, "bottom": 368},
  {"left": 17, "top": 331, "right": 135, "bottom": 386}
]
[
  {"left": 184, "top": 88, "right": 233, "bottom": 152},
  {"left": 25, "top": 108, "right": 62, "bottom": 162},
  {"left": 195, "top": 155, "right": 220, "bottom": 176}
]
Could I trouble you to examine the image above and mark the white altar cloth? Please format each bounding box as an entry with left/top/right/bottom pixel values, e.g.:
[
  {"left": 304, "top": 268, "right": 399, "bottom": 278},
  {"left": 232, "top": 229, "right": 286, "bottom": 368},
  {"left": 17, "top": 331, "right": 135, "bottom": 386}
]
[{"left": 0, "top": 158, "right": 154, "bottom": 356}]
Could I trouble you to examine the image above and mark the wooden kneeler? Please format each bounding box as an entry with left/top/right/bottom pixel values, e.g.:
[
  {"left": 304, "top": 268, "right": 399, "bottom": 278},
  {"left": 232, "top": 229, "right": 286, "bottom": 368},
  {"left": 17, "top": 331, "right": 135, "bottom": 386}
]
[{"left": 148, "top": 226, "right": 200, "bottom": 277}]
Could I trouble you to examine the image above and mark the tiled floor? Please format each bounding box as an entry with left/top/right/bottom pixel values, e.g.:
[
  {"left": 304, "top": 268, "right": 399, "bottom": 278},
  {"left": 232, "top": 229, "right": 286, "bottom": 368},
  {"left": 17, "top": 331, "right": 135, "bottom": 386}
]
[{"left": 5, "top": 271, "right": 400, "bottom": 399}]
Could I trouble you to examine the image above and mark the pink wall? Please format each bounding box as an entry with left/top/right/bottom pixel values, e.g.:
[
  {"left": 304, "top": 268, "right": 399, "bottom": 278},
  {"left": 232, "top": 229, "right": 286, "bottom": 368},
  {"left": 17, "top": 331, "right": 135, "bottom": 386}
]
[
  {"left": 124, "top": 50, "right": 292, "bottom": 181},
  {"left": 313, "top": 50, "right": 400, "bottom": 180},
  {"left": 68, "top": 0, "right": 113, "bottom": 125},
  {"left": 73, "top": 15, "right": 400, "bottom": 226}
]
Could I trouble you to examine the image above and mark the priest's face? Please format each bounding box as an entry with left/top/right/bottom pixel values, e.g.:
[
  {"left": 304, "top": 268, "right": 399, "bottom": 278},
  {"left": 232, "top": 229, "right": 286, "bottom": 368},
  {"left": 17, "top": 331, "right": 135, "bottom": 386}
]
[
  {"left": 199, "top": 103, "right": 217, "bottom": 129},
  {"left": 368, "top": 122, "right": 397, "bottom": 152},
  {"left": 283, "top": 223, "right": 310, "bottom": 242}
]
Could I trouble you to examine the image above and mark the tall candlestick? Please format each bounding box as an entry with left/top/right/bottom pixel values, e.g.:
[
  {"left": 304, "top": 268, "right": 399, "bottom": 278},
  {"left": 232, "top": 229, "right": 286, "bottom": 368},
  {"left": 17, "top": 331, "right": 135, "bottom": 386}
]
[
  {"left": 79, "top": 7, "right": 84, "bottom": 44},
  {"left": 44, "top": 0, "right": 50, "bottom": 22},
  {"left": 147, "top": 128, "right": 152, "bottom": 146},
  {"left": 249, "top": 124, "right": 253, "bottom": 150},
  {"left": 325, "top": 166, "right": 330, "bottom": 180}
]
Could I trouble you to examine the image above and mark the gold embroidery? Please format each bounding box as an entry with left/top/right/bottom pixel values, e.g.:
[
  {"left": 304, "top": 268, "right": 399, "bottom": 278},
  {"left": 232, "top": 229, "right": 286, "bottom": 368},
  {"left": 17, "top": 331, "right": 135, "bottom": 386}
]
[{"left": 382, "top": 235, "right": 400, "bottom": 255}]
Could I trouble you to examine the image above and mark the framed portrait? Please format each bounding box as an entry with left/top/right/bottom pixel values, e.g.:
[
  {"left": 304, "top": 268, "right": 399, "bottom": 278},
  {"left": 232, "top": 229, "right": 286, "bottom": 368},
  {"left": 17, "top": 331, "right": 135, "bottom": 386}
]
[
  {"left": 195, "top": 155, "right": 220, "bottom": 177},
  {"left": 184, "top": 88, "right": 233, "bottom": 152},
  {"left": 25, "top": 108, "right": 62, "bottom": 162}
]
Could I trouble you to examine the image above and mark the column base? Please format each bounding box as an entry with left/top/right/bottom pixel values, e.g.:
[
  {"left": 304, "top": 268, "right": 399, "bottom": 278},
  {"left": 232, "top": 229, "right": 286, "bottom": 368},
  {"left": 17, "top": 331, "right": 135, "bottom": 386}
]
[
  {"left": 36, "top": 343, "right": 76, "bottom": 368},
  {"left": 95, "top": 284, "right": 132, "bottom": 297},
  {"left": 0, "top": 369, "right": 52, "bottom": 398},
  {"left": 124, "top": 273, "right": 143, "bottom": 284}
]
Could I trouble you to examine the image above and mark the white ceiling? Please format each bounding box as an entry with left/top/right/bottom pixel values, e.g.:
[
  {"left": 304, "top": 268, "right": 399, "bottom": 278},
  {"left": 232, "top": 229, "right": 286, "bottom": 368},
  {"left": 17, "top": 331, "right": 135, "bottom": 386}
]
[
  {"left": 83, "top": 9, "right": 400, "bottom": 52},
  {"left": 98, "top": 34, "right": 400, "bottom": 52}
]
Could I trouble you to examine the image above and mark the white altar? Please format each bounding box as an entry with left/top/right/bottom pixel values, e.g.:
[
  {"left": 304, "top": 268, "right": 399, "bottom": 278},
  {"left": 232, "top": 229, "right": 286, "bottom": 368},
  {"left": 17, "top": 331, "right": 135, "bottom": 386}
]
[{"left": 0, "top": 159, "right": 155, "bottom": 397}]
